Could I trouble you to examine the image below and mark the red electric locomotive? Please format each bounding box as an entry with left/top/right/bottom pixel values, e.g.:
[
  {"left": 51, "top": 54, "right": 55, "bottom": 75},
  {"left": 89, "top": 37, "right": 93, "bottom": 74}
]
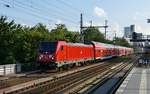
[
  {"left": 37, "top": 41, "right": 94, "bottom": 68},
  {"left": 37, "top": 41, "right": 133, "bottom": 69}
]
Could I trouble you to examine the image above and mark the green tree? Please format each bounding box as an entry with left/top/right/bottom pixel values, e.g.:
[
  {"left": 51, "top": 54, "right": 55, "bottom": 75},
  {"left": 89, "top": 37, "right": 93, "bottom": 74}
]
[
  {"left": 50, "top": 24, "right": 67, "bottom": 41},
  {"left": 0, "top": 16, "right": 52, "bottom": 64},
  {"left": 0, "top": 16, "right": 21, "bottom": 64},
  {"left": 50, "top": 24, "right": 79, "bottom": 42},
  {"left": 23, "top": 23, "right": 51, "bottom": 63},
  {"left": 0, "top": 16, "right": 131, "bottom": 65},
  {"left": 115, "top": 38, "right": 130, "bottom": 47},
  {"left": 83, "top": 27, "right": 105, "bottom": 42}
]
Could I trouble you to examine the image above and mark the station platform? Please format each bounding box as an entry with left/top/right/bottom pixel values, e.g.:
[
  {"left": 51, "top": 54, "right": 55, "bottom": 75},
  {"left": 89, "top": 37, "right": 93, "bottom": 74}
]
[{"left": 116, "top": 67, "right": 150, "bottom": 94}]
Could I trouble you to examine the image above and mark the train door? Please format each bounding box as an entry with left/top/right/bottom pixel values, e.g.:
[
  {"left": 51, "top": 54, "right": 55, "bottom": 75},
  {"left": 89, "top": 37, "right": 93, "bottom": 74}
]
[{"left": 60, "top": 45, "right": 66, "bottom": 63}]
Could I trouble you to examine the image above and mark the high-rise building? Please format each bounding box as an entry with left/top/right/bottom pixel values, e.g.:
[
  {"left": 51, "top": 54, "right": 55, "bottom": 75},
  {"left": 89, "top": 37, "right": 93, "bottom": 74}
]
[
  {"left": 124, "top": 27, "right": 131, "bottom": 38},
  {"left": 124, "top": 25, "right": 136, "bottom": 39},
  {"left": 130, "top": 25, "right": 135, "bottom": 32},
  {"left": 124, "top": 25, "right": 144, "bottom": 47},
  {"left": 123, "top": 25, "right": 137, "bottom": 46}
]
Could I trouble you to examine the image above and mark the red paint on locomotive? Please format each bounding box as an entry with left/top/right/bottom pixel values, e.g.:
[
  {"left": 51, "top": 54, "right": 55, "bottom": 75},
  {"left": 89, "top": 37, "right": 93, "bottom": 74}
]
[{"left": 37, "top": 41, "right": 133, "bottom": 68}]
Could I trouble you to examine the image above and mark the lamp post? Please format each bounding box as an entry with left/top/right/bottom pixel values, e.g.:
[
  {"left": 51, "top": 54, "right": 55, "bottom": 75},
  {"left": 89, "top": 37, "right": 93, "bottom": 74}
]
[{"left": 113, "top": 31, "right": 116, "bottom": 48}]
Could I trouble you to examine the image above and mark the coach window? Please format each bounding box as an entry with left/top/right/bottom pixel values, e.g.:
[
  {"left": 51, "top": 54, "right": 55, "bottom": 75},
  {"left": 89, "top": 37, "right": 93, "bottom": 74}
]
[{"left": 61, "top": 46, "right": 64, "bottom": 51}]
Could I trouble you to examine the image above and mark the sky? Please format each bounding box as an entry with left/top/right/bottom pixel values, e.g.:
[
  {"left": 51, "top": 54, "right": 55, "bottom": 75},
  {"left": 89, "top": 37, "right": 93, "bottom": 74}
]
[{"left": 0, "top": 0, "right": 150, "bottom": 39}]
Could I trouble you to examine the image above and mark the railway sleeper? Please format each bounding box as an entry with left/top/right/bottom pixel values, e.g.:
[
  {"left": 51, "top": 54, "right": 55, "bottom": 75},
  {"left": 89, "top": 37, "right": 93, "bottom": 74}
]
[{"left": 5, "top": 60, "right": 130, "bottom": 94}]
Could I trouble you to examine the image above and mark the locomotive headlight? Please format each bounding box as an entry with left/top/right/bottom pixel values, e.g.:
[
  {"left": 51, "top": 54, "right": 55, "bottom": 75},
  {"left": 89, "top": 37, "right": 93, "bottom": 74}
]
[
  {"left": 40, "top": 55, "right": 44, "bottom": 58},
  {"left": 39, "top": 55, "right": 43, "bottom": 60},
  {"left": 51, "top": 57, "right": 54, "bottom": 60},
  {"left": 49, "top": 55, "right": 52, "bottom": 58}
]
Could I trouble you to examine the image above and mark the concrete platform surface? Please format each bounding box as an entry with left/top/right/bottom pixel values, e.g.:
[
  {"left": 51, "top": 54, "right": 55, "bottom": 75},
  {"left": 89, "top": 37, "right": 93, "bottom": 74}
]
[{"left": 116, "top": 67, "right": 150, "bottom": 94}]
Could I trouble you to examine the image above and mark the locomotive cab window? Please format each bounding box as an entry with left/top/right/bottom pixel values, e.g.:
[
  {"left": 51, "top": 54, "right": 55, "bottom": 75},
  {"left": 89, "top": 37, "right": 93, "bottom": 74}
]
[{"left": 39, "top": 42, "right": 57, "bottom": 53}]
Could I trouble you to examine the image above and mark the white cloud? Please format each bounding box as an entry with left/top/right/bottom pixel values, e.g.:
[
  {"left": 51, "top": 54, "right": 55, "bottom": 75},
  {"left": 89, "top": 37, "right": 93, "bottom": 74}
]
[
  {"left": 132, "top": 12, "right": 143, "bottom": 22},
  {"left": 94, "top": 6, "right": 106, "bottom": 17},
  {"left": 110, "top": 23, "right": 123, "bottom": 37},
  {"left": 67, "top": 25, "right": 80, "bottom": 32},
  {"left": 85, "top": 21, "right": 91, "bottom": 26},
  {"left": 142, "top": 27, "right": 150, "bottom": 35},
  {"left": 85, "top": 21, "right": 103, "bottom": 27},
  {"left": 20, "top": 23, "right": 33, "bottom": 27},
  {"left": 56, "top": 19, "right": 62, "bottom": 24},
  {"left": 106, "top": 23, "right": 121, "bottom": 40},
  {"left": 131, "top": 12, "right": 150, "bottom": 35},
  {"left": 135, "top": 24, "right": 142, "bottom": 33},
  {"left": 135, "top": 24, "right": 150, "bottom": 35},
  {"left": 111, "top": 23, "right": 120, "bottom": 32}
]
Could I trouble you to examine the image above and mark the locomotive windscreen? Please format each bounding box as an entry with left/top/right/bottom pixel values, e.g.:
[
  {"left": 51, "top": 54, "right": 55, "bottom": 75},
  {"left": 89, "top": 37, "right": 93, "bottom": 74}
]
[{"left": 39, "top": 42, "right": 57, "bottom": 53}]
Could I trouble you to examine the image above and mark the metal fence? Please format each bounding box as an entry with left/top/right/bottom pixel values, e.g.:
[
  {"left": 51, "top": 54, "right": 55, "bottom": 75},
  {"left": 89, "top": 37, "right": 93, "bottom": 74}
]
[{"left": 0, "top": 64, "right": 21, "bottom": 76}]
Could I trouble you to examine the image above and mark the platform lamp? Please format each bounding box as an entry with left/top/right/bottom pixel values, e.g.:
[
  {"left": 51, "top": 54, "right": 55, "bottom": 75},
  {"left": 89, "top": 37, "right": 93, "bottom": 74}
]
[
  {"left": 146, "top": 19, "right": 150, "bottom": 45},
  {"left": 113, "top": 31, "right": 116, "bottom": 46}
]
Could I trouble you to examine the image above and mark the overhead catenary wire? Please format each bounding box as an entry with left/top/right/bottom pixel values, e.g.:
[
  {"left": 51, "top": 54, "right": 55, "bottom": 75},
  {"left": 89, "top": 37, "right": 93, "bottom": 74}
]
[
  {"left": 0, "top": 0, "right": 82, "bottom": 30},
  {"left": 41, "top": 0, "right": 79, "bottom": 21},
  {"left": 0, "top": 0, "right": 79, "bottom": 26},
  {"left": 0, "top": 0, "right": 54, "bottom": 23},
  {"left": 56, "top": 0, "right": 82, "bottom": 13},
  {"left": 13, "top": 0, "right": 78, "bottom": 25},
  {"left": 0, "top": 13, "right": 37, "bottom": 25},
  {"left": 56, "top": 0, "right": 92, "bottom": 20},
  {"left": 43, "top": 0, "right": 79, "bottom": 19}
]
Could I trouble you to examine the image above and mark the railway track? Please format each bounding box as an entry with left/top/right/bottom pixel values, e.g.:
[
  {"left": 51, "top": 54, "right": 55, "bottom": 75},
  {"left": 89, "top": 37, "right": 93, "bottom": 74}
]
[
  {"left": 68, "top": 56, "right": 138, "bottom": 94},
  {"left": 0, "top": 61, "right": 107, "bottom": 94},
  {"left": 10, "top": 63, "right": 126, "bottom": 94},
  {"left": 0, "top": 62, "right": 103, "bottom": 90},
  {"left": 0, "top": 57, "right": 121, "bottom": 89},
  {"left": 33, "top": 59, "right": 136, "bottom": 94},
  {"left": 56, "top": 62, "right": 130, "bottom": 94},
  {"left": 0, "top": 70, "right": 49, "bottom": 90},
  {"left": 0, "top": 56, "right": 134, "bottom": 94},
  {"left": 42, "top": 63, "right": 115, "bottom": 94},
  {"left": 6, "top": 63, "right": 113, "bottom": 94},
  {"left": 0, "top": 64, "right": 88, "bottom": 89}
]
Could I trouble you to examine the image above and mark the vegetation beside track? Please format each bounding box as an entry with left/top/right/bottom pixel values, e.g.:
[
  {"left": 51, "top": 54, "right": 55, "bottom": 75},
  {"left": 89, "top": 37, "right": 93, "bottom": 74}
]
[
  {"left": 0, "top": 56, "right": 133, "bottom": 93},
  {"left": 0, "top": 16, "right": 130, "bottom": 65}
]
